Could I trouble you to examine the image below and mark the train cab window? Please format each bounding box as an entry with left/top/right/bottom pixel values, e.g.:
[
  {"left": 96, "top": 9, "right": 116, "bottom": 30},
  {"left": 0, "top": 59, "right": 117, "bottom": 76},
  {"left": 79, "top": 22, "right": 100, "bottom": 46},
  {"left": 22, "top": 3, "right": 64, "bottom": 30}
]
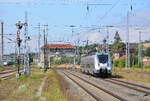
[{"left": 97, "top": 55, "right": 108, "bottom": 63}]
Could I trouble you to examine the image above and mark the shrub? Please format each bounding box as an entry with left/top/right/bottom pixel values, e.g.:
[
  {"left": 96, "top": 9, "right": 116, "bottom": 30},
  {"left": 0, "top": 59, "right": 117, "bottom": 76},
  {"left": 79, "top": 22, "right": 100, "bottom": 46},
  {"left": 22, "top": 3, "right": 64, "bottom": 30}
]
[
  {"left": 113, "top": 59, "right": 125, "bottom": 68},
  {"left": 50, "top": 57, "right": 75, "bottom": 65},
  {"left": 0, "top": 63, "right": 3, "bottom": 68},
  {"left": 144, "top": 65, "right": 150, "bottom": 68}
]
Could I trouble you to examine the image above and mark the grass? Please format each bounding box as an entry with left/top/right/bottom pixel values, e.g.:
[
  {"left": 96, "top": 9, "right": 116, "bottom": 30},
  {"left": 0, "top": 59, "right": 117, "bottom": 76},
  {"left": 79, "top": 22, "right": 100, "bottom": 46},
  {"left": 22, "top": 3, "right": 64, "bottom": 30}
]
[
  {"left": 0, "top": 69, "right": 45, "bottom": 101},
  {"left": 0, "top": 69, "right": 67, "bottom": 101},
  {"left": 113, "top": 67, "right": 150, "bottom": 85},
  {"left": 0, "top": 66, "right": 4, "bottom": 72},
  {"left": 42, "top": 70, "right": 67, "bottom": 101}
]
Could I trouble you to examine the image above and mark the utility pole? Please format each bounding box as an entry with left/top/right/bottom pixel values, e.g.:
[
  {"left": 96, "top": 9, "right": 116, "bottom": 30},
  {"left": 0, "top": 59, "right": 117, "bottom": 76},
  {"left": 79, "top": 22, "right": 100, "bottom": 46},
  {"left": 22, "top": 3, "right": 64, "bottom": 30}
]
[
  {"left": 43, "top": 29, "right": 45, "bottom": 69},
  {"left": 23, "top": 11, "right": 30, "bottom": 75},
  {"left": 138, "top": 31, "right": 143, "bottom": 71},
  {"left": 46, "top": 24, "right": 49, "bottom": 68},
  {"left": 106, "top": 27, "right": 109, "bottom": 53},
  {"left": 125, "top": 0, "right": 133, "bottom": 69},
  {"left": 0, "top": 22, "right": 4, "bottom": 65},
  {"left": 106, "top": 26, "right": 113, "bottom": 53},
  {"left": 43, "top": 29, "right": 48, "bottom": 72},
  {"left": 77, "top": 38, "right": 80, "bottom": 65},
  {"left": 43, "top": 24, "right": 49, "bottom": 70},
  {"left": 38, "top": 23, "right": 41, "bottom": 63},
  {"left": 125, "top": 11, "right": 130, "bottom": 69},
  {"left": 69, "top": 25, "right": 76, "bottom": 68}
]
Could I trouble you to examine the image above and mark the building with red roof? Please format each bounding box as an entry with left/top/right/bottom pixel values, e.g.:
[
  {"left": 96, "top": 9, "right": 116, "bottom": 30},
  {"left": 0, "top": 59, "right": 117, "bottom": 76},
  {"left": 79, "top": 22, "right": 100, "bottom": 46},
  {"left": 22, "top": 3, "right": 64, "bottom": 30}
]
[
  {"left": 40, "top": 44, "right": 75, "bottom": 67},
  {"left": 41, "top": 44, "right": 75, "bottom": 50}
]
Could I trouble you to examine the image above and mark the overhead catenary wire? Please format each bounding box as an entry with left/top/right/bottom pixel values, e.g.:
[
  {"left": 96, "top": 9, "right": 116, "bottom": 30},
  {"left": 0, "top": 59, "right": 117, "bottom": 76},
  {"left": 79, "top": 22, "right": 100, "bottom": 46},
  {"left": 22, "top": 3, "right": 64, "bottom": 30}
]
[{"left": 98, "top": 0, "right": 121, "bottom": 24}]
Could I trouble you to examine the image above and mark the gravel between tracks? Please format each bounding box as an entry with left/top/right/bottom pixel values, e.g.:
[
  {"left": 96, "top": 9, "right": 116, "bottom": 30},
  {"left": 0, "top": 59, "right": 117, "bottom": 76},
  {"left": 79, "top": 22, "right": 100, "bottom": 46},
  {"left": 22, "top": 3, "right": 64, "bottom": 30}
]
[
  {"left": 57, "top": 71, "right": 97, "bottom": 101},
  {"left": 68, "top": 70, "right": 150, "bottom": 101},
  {"left": 64, "top": 71, "right": 122, "bottom": 101}
]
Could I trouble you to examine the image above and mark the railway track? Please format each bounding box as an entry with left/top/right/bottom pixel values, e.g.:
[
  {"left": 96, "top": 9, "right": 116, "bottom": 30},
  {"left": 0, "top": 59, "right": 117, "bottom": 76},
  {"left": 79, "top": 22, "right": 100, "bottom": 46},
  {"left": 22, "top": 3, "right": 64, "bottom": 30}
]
[
  {"left": 63, "top": 71, "right": 102, "bottom": 101},
  {"left": 114, "top": 70, "right": 150, "bottom": 75},
  {"left": 63, "top": 71, "right": 128, "bottom": 101},
  {"left": 0, "top": 70, "right": 17, "bottom": 80},
  {"left": 103, "top": 78, "right": 150, "bottom": 95},
  {"left": 0, "top": 69, "right": 23, "bottom": 80},
  {"left": 0, "top": 73, "right": 15, "bottom": 80},
  {"left": 0, "top": 68, "right": 32, "bottom": 80},
  {"left": 73, "top": 69, "right": 150, "bottom": 95},
  {"left": 0, "top": 69, "right": 16, "bottom": 74}
]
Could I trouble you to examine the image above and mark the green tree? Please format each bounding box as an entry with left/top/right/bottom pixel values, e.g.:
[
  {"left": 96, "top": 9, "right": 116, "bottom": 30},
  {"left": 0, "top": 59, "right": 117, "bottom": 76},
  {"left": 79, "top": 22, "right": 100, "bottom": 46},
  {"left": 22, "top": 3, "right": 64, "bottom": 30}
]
[
  {"left": 113, "top": 59, "right": 125, "bottom": 67},
  {"left": 111, "top": 31, "right": 125, "bottom": 53},
  {"left": 114, "top": 31, "right": 121, "bottom": 44},
  {"left": 111, "top": 42, "right": 126, "bottom": 53},
  {"left": 144, "top": 47, "right": 150, "bottom": 57}
]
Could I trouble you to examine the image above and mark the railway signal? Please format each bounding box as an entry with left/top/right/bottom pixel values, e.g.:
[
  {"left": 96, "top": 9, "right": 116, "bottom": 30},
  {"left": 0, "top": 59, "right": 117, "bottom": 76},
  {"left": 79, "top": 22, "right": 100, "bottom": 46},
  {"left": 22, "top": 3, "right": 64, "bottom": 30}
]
[{"left": 15, "top": 21, "right": 27, "bottom": 78}]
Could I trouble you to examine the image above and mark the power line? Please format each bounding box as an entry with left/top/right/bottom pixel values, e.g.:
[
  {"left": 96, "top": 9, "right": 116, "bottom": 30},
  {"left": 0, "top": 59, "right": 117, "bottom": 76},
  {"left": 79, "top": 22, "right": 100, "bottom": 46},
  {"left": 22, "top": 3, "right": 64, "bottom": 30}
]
[{"left": 98, "top": 0, "right": 121, "bottom": 23}]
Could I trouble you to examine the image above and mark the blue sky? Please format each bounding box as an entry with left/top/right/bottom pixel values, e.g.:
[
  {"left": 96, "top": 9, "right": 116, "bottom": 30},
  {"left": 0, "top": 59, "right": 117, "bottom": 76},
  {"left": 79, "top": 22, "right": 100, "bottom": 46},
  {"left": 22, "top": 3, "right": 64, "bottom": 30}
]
[{"left": 0, "top": 0, "right": 150, "bottom": 53}]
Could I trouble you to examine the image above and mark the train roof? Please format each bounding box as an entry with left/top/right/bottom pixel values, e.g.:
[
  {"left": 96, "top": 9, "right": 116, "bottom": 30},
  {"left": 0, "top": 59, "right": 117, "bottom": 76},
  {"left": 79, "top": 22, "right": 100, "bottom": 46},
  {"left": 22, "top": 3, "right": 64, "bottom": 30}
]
[
  {"left": 83, "top": 52, "right": 109, "bottom": 57},
  {"left": 96, "top": 52, "right": 109, "bottom": 55}
]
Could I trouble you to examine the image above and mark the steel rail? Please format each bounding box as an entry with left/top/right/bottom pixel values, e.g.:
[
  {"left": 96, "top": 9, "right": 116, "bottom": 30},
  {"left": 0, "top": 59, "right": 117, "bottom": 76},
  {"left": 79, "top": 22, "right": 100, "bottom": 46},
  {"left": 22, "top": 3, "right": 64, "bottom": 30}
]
[
  {"left": 63, "top": 71, "right": 103, "bottom": 101},
  {"left": 110, "top": 78, "right": 150, "bottom": 90},
  {"left": 66, "top": 71, "right": 128, "bottom": 101},
  {"left": 0, "top": 70, "right": 16, "bottom": 75},
  {"left": 103, "top": 79, "right": 150, "bottom": 95}
]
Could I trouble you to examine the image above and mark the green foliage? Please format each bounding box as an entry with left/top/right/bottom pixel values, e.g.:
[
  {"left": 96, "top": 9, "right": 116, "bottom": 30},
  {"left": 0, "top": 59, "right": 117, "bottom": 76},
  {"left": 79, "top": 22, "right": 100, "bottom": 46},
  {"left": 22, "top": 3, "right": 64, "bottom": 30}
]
[
  {"left": 50, "top": 57, "right": 74, "bottom": 65},
  {"left": 43, "top": 70, "right": 67, "bottom": 101},
  {"left": 144, "top": 65, "right": 150, "bottom": 68},
  {"left": 19, "top": 75, "right": 29, "bottom": 80},
  {"left": 0, "top": 63, "right": 3, "bottom": 68},
  {"left": 112, "top": 31, "right": 125, "bottom": 53},
  {"left": 113, "top": 59, "right": 125, "bottom": 67},
  {"left": 112, "top": 42, "right": 125, "bottom": 52},
  {"left": 9, "top": 61, "right": 17, "bottom": 66},
  {"left": 144, "top": 47, "right": 150, "bottom": 57},
  {"left": 132, "top": 64, "right": 141, "bottom": 68},
  {"left": 130, "top": 51, "right": 138, "bottom": 67},
  {"left": 79, "top": 44, "right": 98, "bottom": 53},
  {"left": 114, "top": 31, "right": 122, "bottom": 44}
]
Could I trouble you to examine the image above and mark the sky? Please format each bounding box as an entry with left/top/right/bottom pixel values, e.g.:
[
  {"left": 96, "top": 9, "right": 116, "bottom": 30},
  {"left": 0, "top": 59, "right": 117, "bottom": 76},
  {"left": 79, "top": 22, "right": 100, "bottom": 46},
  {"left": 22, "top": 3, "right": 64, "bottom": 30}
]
[{"left": 0, "top": 0, "right": 150, "bottom": 54}]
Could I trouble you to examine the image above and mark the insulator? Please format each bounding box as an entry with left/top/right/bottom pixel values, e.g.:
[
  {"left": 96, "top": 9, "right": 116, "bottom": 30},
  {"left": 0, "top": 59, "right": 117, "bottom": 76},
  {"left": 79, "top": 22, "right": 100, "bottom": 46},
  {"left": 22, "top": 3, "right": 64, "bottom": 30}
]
[
  {"left": 130, "top": 5, "right": 133, "bottom": 11},
  {"left": 87, "top": 5, "right": 89, "bottom": 12}
]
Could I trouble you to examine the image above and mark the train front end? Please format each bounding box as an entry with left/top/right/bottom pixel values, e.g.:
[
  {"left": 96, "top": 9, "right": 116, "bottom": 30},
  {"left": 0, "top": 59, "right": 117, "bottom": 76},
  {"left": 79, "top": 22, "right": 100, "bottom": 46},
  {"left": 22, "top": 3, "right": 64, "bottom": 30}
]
[{"left": 94, "top": 53, "right": 112, "bottom": 75}]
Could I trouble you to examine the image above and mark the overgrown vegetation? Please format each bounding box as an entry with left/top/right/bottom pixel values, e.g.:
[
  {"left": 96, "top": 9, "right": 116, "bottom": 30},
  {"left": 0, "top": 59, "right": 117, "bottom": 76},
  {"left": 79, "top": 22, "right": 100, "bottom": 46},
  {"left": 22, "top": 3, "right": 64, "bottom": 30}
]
[
  {"left": 42, "top": 70, "right": 67, "bottom": 101},
  {"left": 144, "top": 47, "right": 150, "bottom": 57},
  {"left": 0, "top": 64, "right": 4, "bottom": 71},
  {"left": 113, "top": 68, "right": 150, "bottom": 85},
  {"left": 0, "top": 63, "right": 3, "bottom": 68},
  {"left": 0, "top": 69, "right": 67, "bottom": 101},
  {"left": 113, "top": 59, "right": 125, "bottom": 68}
]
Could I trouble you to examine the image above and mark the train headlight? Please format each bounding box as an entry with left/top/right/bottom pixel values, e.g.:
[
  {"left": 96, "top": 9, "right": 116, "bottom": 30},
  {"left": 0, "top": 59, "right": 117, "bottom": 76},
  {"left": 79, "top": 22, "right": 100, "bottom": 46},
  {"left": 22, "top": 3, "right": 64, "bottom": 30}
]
[{"left": 107, "top": 67, "right": 111, "bottom": 70}]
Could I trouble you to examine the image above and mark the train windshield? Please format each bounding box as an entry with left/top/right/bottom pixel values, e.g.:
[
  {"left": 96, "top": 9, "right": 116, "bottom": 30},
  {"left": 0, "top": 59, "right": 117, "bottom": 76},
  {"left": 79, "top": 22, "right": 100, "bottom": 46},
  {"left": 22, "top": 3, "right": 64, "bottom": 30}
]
[{"left": 97, "top": 55, "right": 108, "bottom": 63}]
